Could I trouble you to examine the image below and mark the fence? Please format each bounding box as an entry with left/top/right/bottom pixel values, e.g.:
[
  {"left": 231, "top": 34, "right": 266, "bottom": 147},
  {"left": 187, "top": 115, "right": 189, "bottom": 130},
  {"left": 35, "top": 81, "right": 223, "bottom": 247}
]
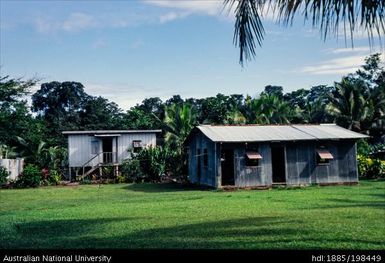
[{"left": 0, "top": 158, "right": 24, "bottom": 180}]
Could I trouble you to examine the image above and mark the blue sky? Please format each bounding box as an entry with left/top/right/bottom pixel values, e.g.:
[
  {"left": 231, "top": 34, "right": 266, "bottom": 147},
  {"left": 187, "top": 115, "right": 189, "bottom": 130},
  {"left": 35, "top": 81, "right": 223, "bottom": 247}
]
[{"left": 1, "top": 0, "right": 384, "bottom": 110}]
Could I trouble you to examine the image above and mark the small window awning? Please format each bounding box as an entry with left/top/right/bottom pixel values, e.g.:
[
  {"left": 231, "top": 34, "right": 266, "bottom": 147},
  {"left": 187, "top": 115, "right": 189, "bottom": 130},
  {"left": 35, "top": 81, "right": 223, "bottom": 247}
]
[
  {"left": 316, "top": 149, "right": 333, "bottom": 159},
  {"left": 94, "top": 134, "right": 121, "bottom": 137},
  {"left": 246, "top": 151, "right": 262, "bottom": 160}
]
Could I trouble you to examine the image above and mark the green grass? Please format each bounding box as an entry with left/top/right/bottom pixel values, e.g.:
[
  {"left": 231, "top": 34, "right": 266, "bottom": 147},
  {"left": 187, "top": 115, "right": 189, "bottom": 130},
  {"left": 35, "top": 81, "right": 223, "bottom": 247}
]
[{"left": 0, "top": 181, "right": 384, "bottom": 249}]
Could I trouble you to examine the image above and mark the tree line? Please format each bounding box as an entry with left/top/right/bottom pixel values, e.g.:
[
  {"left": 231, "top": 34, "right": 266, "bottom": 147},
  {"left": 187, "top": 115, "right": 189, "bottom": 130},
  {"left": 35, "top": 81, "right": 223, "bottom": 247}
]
[{"left": 0, "top": 53, "right": 384, "bottom": 183}]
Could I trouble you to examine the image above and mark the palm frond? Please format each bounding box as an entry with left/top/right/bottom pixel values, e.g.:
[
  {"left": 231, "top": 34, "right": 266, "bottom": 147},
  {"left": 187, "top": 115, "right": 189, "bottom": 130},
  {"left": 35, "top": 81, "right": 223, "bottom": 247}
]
[
  {"left": 224, "top": 0, "right": 266, "bottom": 65},
  {"left": 225, "top": 0, "right": 385, "bottom": 64}
]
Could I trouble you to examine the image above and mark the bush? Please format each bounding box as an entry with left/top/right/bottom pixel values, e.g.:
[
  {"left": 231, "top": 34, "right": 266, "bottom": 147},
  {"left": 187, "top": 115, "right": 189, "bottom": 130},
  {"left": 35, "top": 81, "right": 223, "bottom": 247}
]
[
  {"left": 121, "top": 146, "right": 188, "bottom": 183},
  {"left": 16, "top": 164, "right": 42, "bottom": 188},
  {"left": 357, "top": 155, "right": 385, "bottom": 179},
  {"left": 0, "top": 166, "right": 10, "bottom": 186},
  {"left": 121, "top": 159, "right": 143, "bottom": 183},
  {"left": 357, "top": 139, "right": 372, "bottom": 156},
  {"left": 116, "top": 175, "right": 126, "bottom": 183},
  {"left": 48, "top": 169, "right": 61, "bottom": 185},
  {"left": 367, "top": 159, "right": 385, "bottom": 179},
  {"left": 102, "top": 166, "right": 114, "bottom": 178},
  {"left": 137, "top": 147, "right": 166, "bottom": 182}
]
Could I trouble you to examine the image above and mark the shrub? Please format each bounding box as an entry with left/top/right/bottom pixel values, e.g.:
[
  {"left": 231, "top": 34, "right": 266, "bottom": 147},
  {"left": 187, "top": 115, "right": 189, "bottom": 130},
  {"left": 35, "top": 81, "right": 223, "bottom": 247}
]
[
  {"left": 137, "top": 147, "right": 166, "bottom": 182},
  {"left": 116, "top": 175, "right": 126, "bottom": 183},
  {"left": 102, "top": 166, "right": 114, "bottom": 178},
  {"left": 0, "top": 166, "right": 10, "bottom": 186},
  {"left": 367, "top": 159, "right": 385, "bottom": 179},
  {"left": 48, "top": 169, "right": 61, "bottom": 185},
  {"left": 357, "top": 155, "right": 385, "bottom": 179},
  {"left": 121, "top": 159, "right": 143, "bottom": 183},
  {"left": 16, "top": 164, "right": 42, "bottom": 188},
  {"left": 357, "top": 139, "right": 372, "bottom": 156},
  {"left": 121, "top": 146, "right": 188, "bottom": 183}
]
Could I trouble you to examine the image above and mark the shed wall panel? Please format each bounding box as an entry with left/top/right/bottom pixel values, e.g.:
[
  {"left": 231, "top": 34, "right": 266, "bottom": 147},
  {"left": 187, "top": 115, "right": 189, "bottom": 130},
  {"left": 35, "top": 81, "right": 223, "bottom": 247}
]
[
  {"left": 187, "top": 133, "right": 217, "bottom": 187},
  {"left": 68, "top": 133, "right": 157, "bottom": 167}
]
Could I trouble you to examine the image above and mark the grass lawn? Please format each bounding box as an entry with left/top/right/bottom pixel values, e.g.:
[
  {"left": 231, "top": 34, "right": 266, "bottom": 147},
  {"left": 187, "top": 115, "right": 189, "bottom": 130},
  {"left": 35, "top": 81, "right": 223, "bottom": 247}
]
[{"left": 0, "top": 180, "right": 384, "bottom": 249}]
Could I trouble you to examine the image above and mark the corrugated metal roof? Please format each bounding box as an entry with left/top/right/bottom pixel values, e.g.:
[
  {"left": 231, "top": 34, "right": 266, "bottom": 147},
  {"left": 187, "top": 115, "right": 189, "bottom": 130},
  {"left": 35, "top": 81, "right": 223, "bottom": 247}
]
[
  {"left": 196, "top": 124, "right": 368, "bottom": 142},
  {"left": 62, "top": 130, "right": 161, "bottom": 135},
  {"left": 292, "top": 124, "right": 369, "bottom": 140}
]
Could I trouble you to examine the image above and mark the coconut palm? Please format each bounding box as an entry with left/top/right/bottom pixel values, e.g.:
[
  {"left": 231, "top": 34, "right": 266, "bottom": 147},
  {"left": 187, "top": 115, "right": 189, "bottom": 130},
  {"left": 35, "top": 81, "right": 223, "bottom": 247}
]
[
  {"left": 224, "top": 0, "right": 385, "bottom": 65},
  {"left": 326, "top": 77, "right": 370, "bottom": 131},
  {"left": 163, "top": 103, "right": 198, "bottom": 150},
  {"left": 367, "top": 84, "right": 385, "bottom": 136},
  {"left": 16, "top": 137, "right": 48, "bottom": 167},
  {"left": 244, "top": 94, "right": 299, "bottom": 124}
]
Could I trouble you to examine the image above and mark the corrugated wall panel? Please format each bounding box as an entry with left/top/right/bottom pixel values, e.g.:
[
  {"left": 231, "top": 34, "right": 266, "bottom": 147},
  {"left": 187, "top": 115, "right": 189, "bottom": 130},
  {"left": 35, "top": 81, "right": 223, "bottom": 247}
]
[
  {"left": 68, "top": 133, "right": 157, "bottom": 167},
  {"left": 117, "top": 133, "right": 156, "bottom": 162},
  {"left": 68, "top": 135, "right": 94, "bottom": 167},
  {"left": 233, "top": 143, "right": 272, "bottom": 187},
  {"left": 187, "top": 132, "right": 217, "bottom": 188}
]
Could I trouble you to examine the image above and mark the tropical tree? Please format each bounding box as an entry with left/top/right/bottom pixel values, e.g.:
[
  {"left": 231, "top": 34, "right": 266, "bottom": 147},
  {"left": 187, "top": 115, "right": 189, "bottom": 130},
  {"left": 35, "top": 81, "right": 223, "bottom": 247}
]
[
  {"left": 80, "top": 96, "right": 124, "bottom": 130},
  {"left": 244, "top": 94, "right": 299, "bottom": 124},
  {"left": 354, "top": 53, "right": 385, "bottom": 138},
  {"left": 224, "top": 0, "right": 385, "bottom": 65},
  {"left": 200, "top": 94, "right": 231, "bottom": 124},
  {"left": 326, "top": 77, "right": 370, "bottom": 131},
  {"left": 32, "top": 81, "right": 94, "bottom": 146},
  {"left": 0, "top": 76, "right": 44, "bottom": 148},
  {"left": 163, "top": 103, "right": 197, "bottom": 150},
  {"left": 16, "top": 137, "right": 48, "bottom": 167},
  {"left": 122, "top": 107, "right": 161, "bottom": 130}
]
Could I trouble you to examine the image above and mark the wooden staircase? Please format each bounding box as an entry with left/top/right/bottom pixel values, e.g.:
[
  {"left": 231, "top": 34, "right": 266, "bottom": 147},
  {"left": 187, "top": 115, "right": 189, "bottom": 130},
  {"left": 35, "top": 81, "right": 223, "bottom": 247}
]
[{"left": 77, "top": 152, "right": 117, "bottom": 180}]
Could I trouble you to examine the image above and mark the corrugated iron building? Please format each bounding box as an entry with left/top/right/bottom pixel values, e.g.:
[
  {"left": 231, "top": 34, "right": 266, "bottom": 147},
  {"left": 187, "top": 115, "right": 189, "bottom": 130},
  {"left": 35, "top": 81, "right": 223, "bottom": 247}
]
[
  {"left": 185, "top": 124, "right": 368, "bottom": 188},
  {"left": 63, "top": 130, "right": 161, "bottom": 180}
]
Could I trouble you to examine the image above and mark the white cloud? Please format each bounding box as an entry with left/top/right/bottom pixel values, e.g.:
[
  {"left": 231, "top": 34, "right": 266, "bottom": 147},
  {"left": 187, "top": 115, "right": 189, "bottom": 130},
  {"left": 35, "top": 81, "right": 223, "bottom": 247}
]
[
  {"left": 159, "top": 11, "right": 189, "bottom": 23},
  {"left": 146, "top": 0, "right": 274, "bottom": 22},
  {"left": 144, "top": 0, "right": 222, "bottom": 16},
  {"left": 324, "top": 47, "right": 371, "bottom": 54},
  {"left": 62, "top": 13, "right": 95, "bottom": 32},
  {"left": 33, "top": 12, "right": 96, "bottom": 33},
  {"left": 298, "top": 45, "right": 384, "bottom": 75},
  {"left": 299, "top": 55, "right": 366, "bottom": 75}
]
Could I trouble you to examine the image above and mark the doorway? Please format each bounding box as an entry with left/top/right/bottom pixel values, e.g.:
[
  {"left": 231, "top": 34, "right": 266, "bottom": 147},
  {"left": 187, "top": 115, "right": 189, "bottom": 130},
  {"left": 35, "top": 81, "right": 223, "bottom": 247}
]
[
  {"left": 102, "top": 138, "right": 113, "bottom": 163},
  {"left": 221, "top": 149, "right": 235, "bottom": 186},
  {"left": 271, "top": 145, "right": 286, "bottom": 183}
]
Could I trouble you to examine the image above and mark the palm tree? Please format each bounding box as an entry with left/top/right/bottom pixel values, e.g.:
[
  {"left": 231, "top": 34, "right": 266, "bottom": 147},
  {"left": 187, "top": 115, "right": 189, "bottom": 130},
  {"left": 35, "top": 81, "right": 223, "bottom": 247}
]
[
  {"left": 244, "top": 94, "right": 298, "bottom": 124},
  {"left": 224, "top": 0, "right": 385, "bottom": 65},
  {"left": 16, "top": 137, "right": 47, "bottom": 167},
  {"left": 326, "top": 77, "right": 370, "bottom": 131},
  {"left": 302, "top": 99, "right": 333, "bottom": 124},
  {"left": 367, "top": 84, "right": 385, "bottom": 136},
  {"left": 163, "top": 103, "right": 198, "bottom": 150}
]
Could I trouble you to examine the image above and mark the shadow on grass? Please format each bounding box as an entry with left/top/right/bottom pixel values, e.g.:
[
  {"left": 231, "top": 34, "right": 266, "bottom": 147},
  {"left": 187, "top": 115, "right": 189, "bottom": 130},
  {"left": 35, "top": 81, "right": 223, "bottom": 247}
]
[
  {"left": 313, "top": 197, "right": 385, "bottom": 210},
  {"left": 123, "top": 183, "right": 212, "bottom": 193},
  {"left": 3, "top": 215, "right": 385, "bottom": 249},
  {"left": 3, "top": 216, "right": 302, "bottom": 249}
]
